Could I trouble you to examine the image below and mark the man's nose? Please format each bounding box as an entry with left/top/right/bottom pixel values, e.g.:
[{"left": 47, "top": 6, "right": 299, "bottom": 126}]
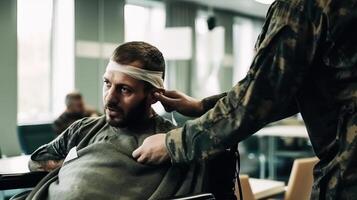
[{"left": 106, "top": 87, "right": 119, "bottom": 104}]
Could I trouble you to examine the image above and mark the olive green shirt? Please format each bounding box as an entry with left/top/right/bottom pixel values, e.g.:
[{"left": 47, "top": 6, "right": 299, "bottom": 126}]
[{"left": 28, "top": 115, "right": 226, "bottom": 200}]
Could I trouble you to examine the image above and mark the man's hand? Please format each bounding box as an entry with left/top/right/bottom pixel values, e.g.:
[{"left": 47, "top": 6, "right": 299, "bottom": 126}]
[
  {"left": 132, "top": 134, "right": 170, "bottom": 165},
  {"left": 28, "top": 159, "right": 63, "bottom": 172},
  {"left": 154, "top": 90, "right": 204, "bottom": 117}
]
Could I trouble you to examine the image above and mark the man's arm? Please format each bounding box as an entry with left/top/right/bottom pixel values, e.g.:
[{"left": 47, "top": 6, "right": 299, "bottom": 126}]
[
  {"left": 28, "top": 120, "right": 83, "bottom": 171},
  {"left": 201, "top": 93, "right": 228, "bottom": 113},
  {"left": 28, "top": 159, "right": 63, "bottom": 172}
]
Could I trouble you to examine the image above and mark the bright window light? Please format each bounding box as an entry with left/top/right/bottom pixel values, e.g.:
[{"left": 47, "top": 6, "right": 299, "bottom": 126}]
[
  {"left": 17, "top": 0, "right": 74, "bottom": 123},
  {"left": 124, "top": 4, "right": 165, "bottom": 42},
  {"left": 51, "top": 0, "right": 75, "bottom": 117},
  {"left": 17, "top": 0, "right": 53, "bottom": 123},
  {"left": 255, "top": 0, "right": 275, "bottom": 5},
  {"left": 233, "top": 18, "right": 263, "bottom": 83}
]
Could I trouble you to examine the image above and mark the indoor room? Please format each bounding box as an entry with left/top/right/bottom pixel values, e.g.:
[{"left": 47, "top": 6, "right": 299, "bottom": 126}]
[{"left": 1, "top": 0, "right": 356, "bottom": 199}]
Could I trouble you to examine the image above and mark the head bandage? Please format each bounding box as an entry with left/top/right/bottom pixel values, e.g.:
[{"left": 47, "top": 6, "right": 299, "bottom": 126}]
[{"left": 106, "top": 60, "right": 164, "bottom": 89}]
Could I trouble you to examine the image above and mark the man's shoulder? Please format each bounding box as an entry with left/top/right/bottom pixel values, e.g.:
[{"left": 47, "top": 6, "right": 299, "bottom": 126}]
[
  {"left": 62, "top": 115, "right": 106, "bottom": 135},
  {"left": 61, "top": 116, "right": 107, "bottom": 146},
  {"left": 76, "top": 115, "right": 106, "bottom": 129}
]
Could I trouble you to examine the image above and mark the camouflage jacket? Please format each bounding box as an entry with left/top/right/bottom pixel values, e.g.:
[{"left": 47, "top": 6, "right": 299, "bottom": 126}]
[{"left": 166, "top": 0, "right": 357, "bottom": 199}]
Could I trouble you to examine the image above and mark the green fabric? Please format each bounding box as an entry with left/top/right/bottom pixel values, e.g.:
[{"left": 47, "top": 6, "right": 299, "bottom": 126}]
[{"left": 27, "top": 116, "right": 207, "bottom": 200}]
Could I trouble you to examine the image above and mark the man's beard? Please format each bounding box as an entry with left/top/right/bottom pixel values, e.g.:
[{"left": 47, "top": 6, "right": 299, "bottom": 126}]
[{"left": 104, "top": 97, "right": 148, "bottom": 128}]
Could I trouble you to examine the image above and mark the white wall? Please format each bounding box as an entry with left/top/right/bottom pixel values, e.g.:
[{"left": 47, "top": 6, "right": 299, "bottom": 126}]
[{"left": 0, "top": 0, "right": 21, "bottom": 156}]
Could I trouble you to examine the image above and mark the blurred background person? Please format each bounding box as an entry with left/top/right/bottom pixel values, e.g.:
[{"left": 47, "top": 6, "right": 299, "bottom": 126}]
[{"left": 53, "top": 92, "right": 100, "bottom": 135}]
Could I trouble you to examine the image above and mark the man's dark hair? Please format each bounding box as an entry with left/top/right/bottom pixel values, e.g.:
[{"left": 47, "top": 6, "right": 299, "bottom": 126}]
[
  {"left": 112, "top": 41, "right": 165, "bottom": 80},
  {"left": 65, "top": 92, "right": 82, "bottom": 107}
]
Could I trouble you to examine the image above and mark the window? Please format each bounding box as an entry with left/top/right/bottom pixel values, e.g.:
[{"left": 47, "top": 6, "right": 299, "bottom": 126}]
[
  {"left": 17, "top": 0, "right": 74, "bottom": 123},
  {"left": 51, "top": 0, "right": 75, "bottom": 118},
  {"left": 124, "top": 2, "right": 165, "bottom": 42},
  {"left": 195, "top": 11, "right": 226, "bottom": 98},
  {"left": 17, "top": 0, "right": 53, "bottom": 123},
  {"left": 233, "top": 17, "right": 263, "bottom": 83}
]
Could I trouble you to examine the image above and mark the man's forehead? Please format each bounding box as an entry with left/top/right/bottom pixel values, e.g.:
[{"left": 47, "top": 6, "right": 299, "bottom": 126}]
[
  {"left": 104, "top": 70, "right": 144, "bottom": 87},
  {"left": 103, "top": 59, "right": 164, "bottom": 89},
  {"left": 103, "top": 60, "right": 142, "bottom": 79}
]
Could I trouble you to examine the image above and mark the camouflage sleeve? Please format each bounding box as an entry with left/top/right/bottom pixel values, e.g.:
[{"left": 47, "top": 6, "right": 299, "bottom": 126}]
[
  {"left": 166, "top": 0, "right": 315, "bottom": 164},
  {"left": 201, "top": 93, "right": 228, "bottom": 113}
]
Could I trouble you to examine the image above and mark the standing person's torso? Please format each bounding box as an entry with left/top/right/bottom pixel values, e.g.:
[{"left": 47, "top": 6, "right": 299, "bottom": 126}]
[{"left": 293, "top": 0, "right": 357, "bottom": 198}]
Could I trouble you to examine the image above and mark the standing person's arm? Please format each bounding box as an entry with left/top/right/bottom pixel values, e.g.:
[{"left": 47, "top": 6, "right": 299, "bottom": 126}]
[
  {"left": 166, "top": 0, "right": 314, "bottom": 164},
  {"left": 134, "top": 0, "right": 318, "bottom": 164},
  {"left": 155, "top": 90, "right": 227, "bottom": 117}
]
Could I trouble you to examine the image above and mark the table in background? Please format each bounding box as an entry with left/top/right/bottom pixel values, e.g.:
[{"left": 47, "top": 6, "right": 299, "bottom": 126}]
[
  {"left": 255, "top": 125, "right": 310, "bottom": 179},
  {"left": 0, "top": 155, "right": 30, "bottom": 174},
  {"left": 0, "top": 155, "right": 47, "bottom": 190},
  {"left": 249, "top": 178, "right": 285, "bottom": 199}
]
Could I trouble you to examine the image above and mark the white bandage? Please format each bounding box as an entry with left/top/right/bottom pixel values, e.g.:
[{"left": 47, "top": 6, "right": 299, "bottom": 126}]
[{"left": 106, "top": 60, "right": 164, "bottom": 89}]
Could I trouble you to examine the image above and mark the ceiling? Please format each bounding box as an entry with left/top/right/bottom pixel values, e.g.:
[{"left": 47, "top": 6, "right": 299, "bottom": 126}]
[{"left": 182, "top": 0, "right": 270, "bottom": 18}]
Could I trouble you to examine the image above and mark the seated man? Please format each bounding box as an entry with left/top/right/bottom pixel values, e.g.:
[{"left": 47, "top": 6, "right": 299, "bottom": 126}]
[
  {"left": 53, "top": 92, "right": 100, "bottom": 135},
  {"left": 18, "top": 42, "right": 235, "bottom": 200}
]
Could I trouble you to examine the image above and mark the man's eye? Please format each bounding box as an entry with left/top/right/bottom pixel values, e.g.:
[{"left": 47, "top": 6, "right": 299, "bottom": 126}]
[
  {"left": 104, "top": 80, "right": 111, "bottom": 87},
  {"left": 120, "top": 87, "right": 131, "bottom": 94}
]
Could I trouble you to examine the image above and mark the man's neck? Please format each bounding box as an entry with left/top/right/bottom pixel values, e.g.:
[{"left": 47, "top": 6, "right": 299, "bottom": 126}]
[{"left": 120, "top": 108, "right": 156, "bottom": 132}]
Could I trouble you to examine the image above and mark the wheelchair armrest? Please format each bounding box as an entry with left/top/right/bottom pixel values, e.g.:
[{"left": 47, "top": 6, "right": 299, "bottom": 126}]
[
  {"left": 162, "top": 193, "right": 215, "bottom": 200},
  {"left": 0, "top": 171, "right": 48, "bottom": 190}
]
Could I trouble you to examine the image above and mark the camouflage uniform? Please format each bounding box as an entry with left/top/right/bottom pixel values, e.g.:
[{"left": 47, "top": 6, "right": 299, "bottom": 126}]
[{"left": 166, "top": 0, "right": 357, "bottom": 199}]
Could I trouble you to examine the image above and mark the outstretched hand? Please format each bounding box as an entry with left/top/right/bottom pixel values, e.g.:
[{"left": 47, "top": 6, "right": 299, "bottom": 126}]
[
  {"left": 133, "top": 90, "right": 204, "bottom": 164},
  {"left": 132, "top": 134, "right": 170, "bottom": 165},
  {"left": 154, "top": 90, "right": 204, "bottom": 117}
]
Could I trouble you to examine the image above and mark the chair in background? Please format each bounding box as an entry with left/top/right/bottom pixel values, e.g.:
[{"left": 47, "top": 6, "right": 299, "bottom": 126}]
[
  {"left": 235, "top": 157, "right": 319, "bottom": 200},
  {"left": 284, "top": 157, "right": 319, "bottom": 200},
  {"left": 17, "top": 123, "right": 56, "bottom": 154},
  {"left": 235, "top": 175, "right": 255, "bottom": 200}
]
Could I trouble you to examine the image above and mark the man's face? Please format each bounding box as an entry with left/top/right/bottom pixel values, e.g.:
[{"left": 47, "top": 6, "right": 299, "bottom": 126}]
[
  {"left": 103, "top": 66, "right": 151, "bottom": 127},
  {"left": 68, "top": 99, "right": 85, "bottom": 114}
]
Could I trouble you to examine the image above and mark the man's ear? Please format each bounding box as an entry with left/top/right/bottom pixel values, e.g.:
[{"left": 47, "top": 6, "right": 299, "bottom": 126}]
[{"left": 147, "top": 88, "right": 164, "bottom": 105}]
